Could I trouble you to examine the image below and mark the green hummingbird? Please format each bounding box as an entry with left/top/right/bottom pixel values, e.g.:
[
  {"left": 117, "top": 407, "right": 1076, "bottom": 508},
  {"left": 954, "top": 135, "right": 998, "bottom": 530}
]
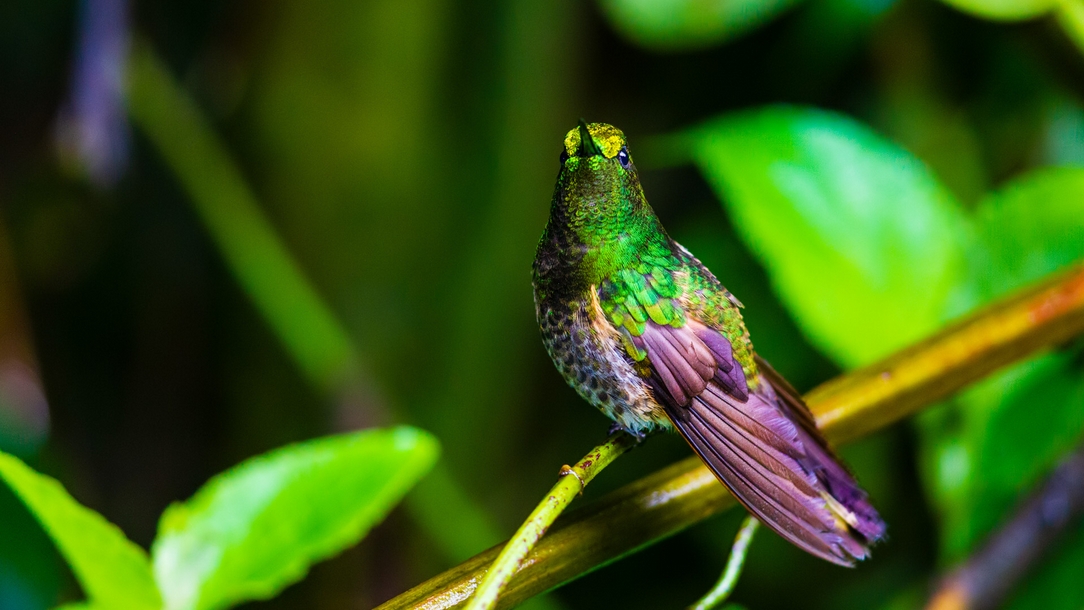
[{"left": 531, "top": 121, "right": 886, "bottom": 565}]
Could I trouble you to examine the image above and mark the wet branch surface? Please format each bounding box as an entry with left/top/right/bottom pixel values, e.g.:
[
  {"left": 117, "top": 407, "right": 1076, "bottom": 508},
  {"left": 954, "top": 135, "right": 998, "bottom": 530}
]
[
  {"left": 925, "top": 442, "right": 1084, "bottom": 610},
  {"left": 377, "top": 265, "right": 1084, "bottom": 610}
]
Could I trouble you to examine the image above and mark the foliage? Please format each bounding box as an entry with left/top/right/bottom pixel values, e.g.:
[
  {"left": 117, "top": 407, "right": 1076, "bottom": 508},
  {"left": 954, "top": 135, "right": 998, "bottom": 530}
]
[
  {"left": 598, "top": 0, "right": 801, "bottom": 50},
  {"left": 673, "top": 106, "right": 972, "bottom": 367},
  {"left": 0, "top": 453, "right": 160, "bottom": 610},
  {"left": 680, "top": 107, "right": 1084, "bottom": 609},
  {"left": 0, "top": 427, "right": 437, "bottom": 609},
  {"left": 602, "top": 0, "right": 1084, "bottom": 53}
]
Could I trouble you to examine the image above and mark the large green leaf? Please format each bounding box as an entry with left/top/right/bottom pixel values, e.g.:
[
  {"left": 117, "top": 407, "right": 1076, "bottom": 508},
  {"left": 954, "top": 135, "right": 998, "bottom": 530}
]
[
  {"left": 684, "top": 106, "right": 972, "bottom": 367},
  {"left": 598, "top": 0, "right": 799, "bottom": 50},
  {"left": 151, "top": 426, "right": 439, "bottom": 610},
  {"left": 0, "top": 452, "right": 161, "bottom": 610}
]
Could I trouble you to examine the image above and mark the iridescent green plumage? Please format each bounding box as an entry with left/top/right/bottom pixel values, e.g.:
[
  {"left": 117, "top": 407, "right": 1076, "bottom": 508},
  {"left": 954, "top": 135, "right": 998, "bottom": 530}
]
[
  {"left": 531, "top": 121, "right": 886, "bottom": 566},
  {"left": 532, "top": 121, "right": 757, "bottom": 433}
]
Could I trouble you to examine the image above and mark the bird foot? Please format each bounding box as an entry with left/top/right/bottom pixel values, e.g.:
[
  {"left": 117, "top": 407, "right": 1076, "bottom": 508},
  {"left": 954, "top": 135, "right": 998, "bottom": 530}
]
[{"left": 608, "top": 421, "right": 647, "bottom": 442}]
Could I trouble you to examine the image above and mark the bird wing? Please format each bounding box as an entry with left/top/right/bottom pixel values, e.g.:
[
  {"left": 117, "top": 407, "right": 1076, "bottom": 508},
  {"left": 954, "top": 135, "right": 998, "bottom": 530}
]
[{"left": 600, "top": 274, "right": 884, "bottom": 565}]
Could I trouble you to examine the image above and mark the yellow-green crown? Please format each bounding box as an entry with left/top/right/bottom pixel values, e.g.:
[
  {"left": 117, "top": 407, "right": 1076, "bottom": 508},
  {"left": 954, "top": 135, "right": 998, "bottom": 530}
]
[{"left": 564, "top": 122, "right": 626, "bottom": 159}]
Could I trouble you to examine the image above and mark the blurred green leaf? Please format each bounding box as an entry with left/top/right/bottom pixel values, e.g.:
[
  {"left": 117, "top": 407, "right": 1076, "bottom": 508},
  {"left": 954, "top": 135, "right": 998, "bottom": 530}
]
[
  {"left": 1059, "top": 1, "right": 1084, "bottom": 55},
  {"left": 682, "top": 106, "right": 971, "bottom": 367},
  {"left": 920, "top": 354, "right": 1084, "bottom": 559},
  {"left": 974, "top": 355, "right": 1084, "bottom": 538},
  {"left": 0, "top": 452, "right": 160, "bottom": 610},
  {"left": 151, "top": 426, "right": 438, "bottom": 610},
  {"left": 972, "top": 167, "right": 1084, "bottom": 299},
  {"left": 936, "top": 0, "right": 1057, "bottom": 20},
  {"left": 598, "top": 0, "right": 799, "bottom": 50}
]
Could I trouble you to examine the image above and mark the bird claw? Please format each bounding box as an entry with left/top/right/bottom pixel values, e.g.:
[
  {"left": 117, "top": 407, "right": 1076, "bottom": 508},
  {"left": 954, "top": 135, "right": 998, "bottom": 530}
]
[{"left": 607, "top": 421, "right": 647, "bottom": 442}]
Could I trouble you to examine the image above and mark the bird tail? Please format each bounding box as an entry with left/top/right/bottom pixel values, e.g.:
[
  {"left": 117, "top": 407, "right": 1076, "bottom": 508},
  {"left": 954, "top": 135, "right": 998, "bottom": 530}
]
[
  {"left": 663, "top": 360, "right": 885, "bottom": 566},
  {"left": 756, "top": 356, "right": 886, "bottom": 544}
]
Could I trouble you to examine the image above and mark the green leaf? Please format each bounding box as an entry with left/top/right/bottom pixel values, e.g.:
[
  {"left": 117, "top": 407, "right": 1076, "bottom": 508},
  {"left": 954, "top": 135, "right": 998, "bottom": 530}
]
[
  {"left": 919, "top": 354, "right": 1084, "bottom": 559},
  {"left": 598, "top": 0, "right": 800, "bottom": 50},
  {"left": 936, "top": 0, "right": 1057, "bottom": 20},
  {"left": 972, "top": 166, "right": 1084, "bottom": 299},
  {"left": 151, "top": 426, "right": 439, "bottom": 610},
  {"left": 683, "top": 106, "right": 972, "bottom": 367},
  {"left": 0, "top": 452, "right": 161, "bottom": 610},
  {"left": 1058, "top": 0, "right": 1084, "bottom": 56}
]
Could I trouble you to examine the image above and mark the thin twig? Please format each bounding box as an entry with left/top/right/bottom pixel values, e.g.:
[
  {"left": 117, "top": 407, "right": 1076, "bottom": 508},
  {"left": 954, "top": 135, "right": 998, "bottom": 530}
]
[
  {"left": 376, "top": 265, "right": 1084, "bottom": 610},
  {"left": 689, "top": 515, "right": 760, "bottom": 610},
  {"left": 925, "top": 442, "right": 1084, "bottom": 610},
  {"left": 465, "top": 432, "right": 641, "bottom": 610}
]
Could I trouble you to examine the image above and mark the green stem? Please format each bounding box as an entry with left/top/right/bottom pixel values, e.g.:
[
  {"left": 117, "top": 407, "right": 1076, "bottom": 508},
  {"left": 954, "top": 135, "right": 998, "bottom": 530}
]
[
  {"left": 465, "top": 432, "right": 641, "bottom": 610},
  {"left": 688, "top": 516, "right": 759, "bottom": 610}
]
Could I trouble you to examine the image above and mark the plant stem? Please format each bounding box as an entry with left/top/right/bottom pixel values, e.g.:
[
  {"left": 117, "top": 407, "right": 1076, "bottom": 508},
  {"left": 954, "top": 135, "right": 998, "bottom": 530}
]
[
  {"left": 376, "top": 265, "right": 1084, "bottom": 610},
  {"left": 689, "top": 516, "right": 759, "bottom": 610},
  {"left": 465, "top": 432, "right": 641, "bottom": 610}
]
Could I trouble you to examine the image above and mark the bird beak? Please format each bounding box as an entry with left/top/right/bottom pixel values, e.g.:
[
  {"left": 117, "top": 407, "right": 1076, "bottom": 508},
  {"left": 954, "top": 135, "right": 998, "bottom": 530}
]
[{"left": 577, "top": 119, "right": 604, "bottom": 158}]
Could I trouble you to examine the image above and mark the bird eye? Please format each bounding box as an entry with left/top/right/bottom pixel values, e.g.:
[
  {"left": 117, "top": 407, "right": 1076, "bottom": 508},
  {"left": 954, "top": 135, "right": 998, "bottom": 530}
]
[
  {"left": 559, "top": 150, "right": 569, "bottom": 164},
  {"left": 617, "top": 147, "right": 631, "bottom": 169}
]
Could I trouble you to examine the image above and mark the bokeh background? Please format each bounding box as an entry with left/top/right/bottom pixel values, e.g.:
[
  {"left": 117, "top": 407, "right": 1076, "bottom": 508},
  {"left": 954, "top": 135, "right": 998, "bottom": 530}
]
[{"left": 2, "top": 0, "right": 1083, "bottom": 608}]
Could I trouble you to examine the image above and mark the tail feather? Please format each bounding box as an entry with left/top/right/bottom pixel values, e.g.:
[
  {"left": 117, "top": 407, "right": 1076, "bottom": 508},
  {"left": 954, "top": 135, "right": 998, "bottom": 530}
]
[
  {"left": 756, "top": 356, "right": 887, "bottom": 543},
  {"left": 631, "top": 320, "right": 885, "bottom": 564},
  {"left": 667, "top": 382, "right": 878, "bottom": 566}
]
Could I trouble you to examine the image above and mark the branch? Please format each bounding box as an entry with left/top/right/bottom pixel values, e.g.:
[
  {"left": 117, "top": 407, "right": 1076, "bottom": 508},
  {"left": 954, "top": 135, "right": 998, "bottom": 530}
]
[
  {"left": 925, "top": 441, "right": 1084, "bottom": 610},
  {"left": 465, "top": 432, "right": 640, "bottom": 610},
  {"left": 377, "top": 265, "right": 1084, "bottom": 610}
]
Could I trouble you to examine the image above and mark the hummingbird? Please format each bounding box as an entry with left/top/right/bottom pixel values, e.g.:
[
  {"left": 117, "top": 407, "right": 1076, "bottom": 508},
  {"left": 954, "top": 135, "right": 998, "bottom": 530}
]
[{"left": 531, "top": 121, "right": 886, "bottom": 565}]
